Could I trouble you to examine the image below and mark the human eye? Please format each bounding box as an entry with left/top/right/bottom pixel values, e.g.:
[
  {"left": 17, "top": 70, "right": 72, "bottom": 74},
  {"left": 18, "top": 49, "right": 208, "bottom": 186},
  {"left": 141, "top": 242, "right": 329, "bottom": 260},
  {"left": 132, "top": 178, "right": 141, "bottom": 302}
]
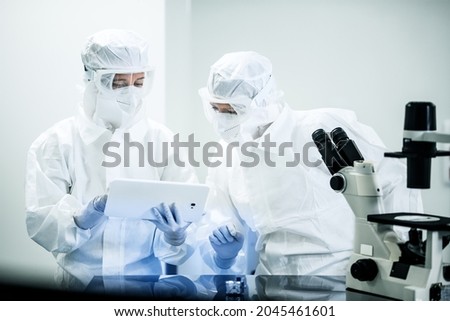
[
  {"left": 134, "top": 78, "right": 145, "bottom": 88},
  {"left": 112, "top": 80, "right": 129, "bottom": 89}
]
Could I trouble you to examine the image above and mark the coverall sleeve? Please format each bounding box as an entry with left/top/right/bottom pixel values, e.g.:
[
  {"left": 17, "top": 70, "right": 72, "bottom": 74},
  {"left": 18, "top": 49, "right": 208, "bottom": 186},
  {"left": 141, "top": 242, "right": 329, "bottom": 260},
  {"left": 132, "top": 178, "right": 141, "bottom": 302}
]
[
  {"left": 25, "top": 133, "right": 91, "bottom": 254},
  {"left": 153, "top": 228, "right": 195, "bottom": 266},
  {"left": 195, "top": 164, "right": 250, "bottom": 274}
]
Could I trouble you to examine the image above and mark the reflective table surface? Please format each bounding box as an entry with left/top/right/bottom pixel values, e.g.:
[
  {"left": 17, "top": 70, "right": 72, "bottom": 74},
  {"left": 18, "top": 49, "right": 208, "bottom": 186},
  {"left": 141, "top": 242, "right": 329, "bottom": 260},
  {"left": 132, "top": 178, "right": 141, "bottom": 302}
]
[
  {"left": 1, "top": 274, "right": 389, "bottom": 300},
  {"left": 85, "top": 275, "right": 352, "bottom": 301}
]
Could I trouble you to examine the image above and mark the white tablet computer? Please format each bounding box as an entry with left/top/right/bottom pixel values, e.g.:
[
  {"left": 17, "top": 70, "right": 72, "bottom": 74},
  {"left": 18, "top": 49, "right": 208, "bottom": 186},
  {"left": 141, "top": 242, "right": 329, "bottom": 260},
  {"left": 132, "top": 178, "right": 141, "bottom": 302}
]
[{"left": 104, "top": 178, "right": 210, "bottom": 223}]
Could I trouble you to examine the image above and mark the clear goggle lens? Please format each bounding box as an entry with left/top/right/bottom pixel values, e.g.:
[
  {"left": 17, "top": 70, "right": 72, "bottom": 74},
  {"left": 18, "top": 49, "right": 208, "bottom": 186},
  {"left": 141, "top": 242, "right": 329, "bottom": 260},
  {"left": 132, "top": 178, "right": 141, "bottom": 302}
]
[
  {"left": 93, "top": 67, "right": 154, "bottom": 97},
  {"left": 198, "top": 87, "right": 252, "bottom": 123},
  {"left": 198, "top": 75, "right": 274, "bottom": 122}
]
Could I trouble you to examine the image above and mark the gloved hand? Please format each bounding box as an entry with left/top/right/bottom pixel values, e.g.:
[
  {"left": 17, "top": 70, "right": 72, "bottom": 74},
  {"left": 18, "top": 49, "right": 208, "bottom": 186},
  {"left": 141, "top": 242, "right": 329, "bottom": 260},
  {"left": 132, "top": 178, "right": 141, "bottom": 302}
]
[
  {"left": 209, "top": 224, "right": 244, "bottom": 269},
  {"left": 74, "top": 194, "right": 108, "bottom": 230},
  {"left": 149, "top": 203, "right": 191, "bottom": 246}
]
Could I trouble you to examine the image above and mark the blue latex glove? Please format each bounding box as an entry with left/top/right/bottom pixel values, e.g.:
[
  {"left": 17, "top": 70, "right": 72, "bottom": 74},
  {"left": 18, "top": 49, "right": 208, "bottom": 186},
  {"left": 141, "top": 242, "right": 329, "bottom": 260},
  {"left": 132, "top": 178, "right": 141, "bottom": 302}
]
[
  {"left": 74, "top": 194, "right": 108, "bottom": 230},
  {"left": 209, "top": 224, "right": 244, "bottom": 269},
  {"left": 149, "top": 203, "right": 191, "bottom": 246}
]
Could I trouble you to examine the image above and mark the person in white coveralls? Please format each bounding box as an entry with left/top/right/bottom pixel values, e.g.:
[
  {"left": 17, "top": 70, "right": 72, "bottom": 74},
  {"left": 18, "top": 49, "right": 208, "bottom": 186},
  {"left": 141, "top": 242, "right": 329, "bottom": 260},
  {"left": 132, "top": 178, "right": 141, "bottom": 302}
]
[
  {"left": 25, "top": 29, "right": 198, "bottom": 290},
  {"left": 196, "top": 51, "right": 423, "bottom": 275}
]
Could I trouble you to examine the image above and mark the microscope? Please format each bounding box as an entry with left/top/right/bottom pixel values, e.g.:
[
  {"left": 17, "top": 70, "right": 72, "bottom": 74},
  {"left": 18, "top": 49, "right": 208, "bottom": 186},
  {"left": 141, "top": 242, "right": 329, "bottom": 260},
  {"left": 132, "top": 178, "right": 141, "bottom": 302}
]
[{"left": 312, "top": 102, "right": 450, "bottom": 301}]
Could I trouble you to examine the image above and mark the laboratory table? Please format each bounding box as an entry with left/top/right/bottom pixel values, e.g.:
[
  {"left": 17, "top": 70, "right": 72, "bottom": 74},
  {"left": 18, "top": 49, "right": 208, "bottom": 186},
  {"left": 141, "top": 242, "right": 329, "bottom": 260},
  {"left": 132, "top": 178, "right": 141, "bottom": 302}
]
[{"left": 1, "top": 274, "right": 390, "bottom": 301}]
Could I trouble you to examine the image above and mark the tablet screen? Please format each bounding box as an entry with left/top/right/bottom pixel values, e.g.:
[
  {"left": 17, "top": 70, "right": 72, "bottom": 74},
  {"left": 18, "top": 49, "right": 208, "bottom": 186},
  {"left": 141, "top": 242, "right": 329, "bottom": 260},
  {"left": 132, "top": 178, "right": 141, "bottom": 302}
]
[{"left": 104, "top": 178, "right": 209, "bottom": 223}]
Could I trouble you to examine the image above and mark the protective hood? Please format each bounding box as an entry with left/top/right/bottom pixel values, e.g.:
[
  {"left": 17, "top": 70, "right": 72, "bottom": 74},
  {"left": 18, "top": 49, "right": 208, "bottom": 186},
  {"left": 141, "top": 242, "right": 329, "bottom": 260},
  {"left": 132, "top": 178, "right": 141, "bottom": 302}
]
[
  {"left": 199, "top": 51, "right": 285, "bottom": 142},
  {"left": 79, "top": 29, "right": 154, "bottom": 130}
]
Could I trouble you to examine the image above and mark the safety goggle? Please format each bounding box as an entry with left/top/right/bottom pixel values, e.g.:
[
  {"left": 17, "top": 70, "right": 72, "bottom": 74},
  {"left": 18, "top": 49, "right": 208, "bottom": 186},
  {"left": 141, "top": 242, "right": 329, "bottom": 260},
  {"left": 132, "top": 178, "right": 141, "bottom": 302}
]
[
  {"left": 92, "top": 66, "right": 155, "bottom": 96},
  {"left": 198, "top": 87, "right": 251, "bottom": 123},
  {"left": 198, "top": 75, "right": 274, "bottom": 122}
]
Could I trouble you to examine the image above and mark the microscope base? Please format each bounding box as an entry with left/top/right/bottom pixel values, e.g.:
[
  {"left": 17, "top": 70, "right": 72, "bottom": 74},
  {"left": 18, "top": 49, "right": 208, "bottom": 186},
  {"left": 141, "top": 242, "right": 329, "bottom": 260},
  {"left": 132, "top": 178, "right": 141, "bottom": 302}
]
[{"left": 346, "top": 254, "right": 450, "bottom": 301}]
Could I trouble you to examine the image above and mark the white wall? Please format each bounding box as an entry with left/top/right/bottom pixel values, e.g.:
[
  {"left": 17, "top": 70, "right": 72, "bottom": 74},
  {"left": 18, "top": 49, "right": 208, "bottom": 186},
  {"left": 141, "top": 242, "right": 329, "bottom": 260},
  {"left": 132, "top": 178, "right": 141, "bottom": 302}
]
[
  {"left": 0, "top": 0, "right": 166, "bottom": 287},
  {"left": 1, "top": 0, "right": 450, "bottom": 286},
  {"left": 172, "top": 0, "right": 450, "bottom": 210}
]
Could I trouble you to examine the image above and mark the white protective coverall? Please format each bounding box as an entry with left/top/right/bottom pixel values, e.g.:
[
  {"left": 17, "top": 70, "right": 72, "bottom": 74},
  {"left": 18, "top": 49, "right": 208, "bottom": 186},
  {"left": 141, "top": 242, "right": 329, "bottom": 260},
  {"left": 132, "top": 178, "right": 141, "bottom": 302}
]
[
  {"left": 197, "top": 51, "right": 423, "bottom": 276},
  {"left": 25, "top": 29, "right": 198, "bottom": 290}
]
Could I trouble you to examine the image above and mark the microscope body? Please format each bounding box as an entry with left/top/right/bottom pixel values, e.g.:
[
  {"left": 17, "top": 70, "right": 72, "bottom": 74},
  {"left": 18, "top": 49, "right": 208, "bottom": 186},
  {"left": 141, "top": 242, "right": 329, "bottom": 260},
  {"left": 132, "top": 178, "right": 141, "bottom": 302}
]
[
  {"left": 312, "top": 102, "right": 450, "bottom": 301},
  {"left": 337, "top": 162, "right": 450, "bottom": 301}
]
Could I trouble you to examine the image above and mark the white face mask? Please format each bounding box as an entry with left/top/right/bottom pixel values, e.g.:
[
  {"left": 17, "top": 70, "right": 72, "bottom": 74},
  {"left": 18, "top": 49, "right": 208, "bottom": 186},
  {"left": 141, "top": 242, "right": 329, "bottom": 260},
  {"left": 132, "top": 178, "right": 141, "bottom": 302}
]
[
  {"left": 82, "top": 68, "right": 153, "bottom": 130},
  {"left": 240, "top": 103, "right": 282, "bottom": 139},
  {"left": 92, "top": 87, "right": 144, "bottom": 130},
  {"left": 213, "top": 112, "right": 247, "bottom": 143}
]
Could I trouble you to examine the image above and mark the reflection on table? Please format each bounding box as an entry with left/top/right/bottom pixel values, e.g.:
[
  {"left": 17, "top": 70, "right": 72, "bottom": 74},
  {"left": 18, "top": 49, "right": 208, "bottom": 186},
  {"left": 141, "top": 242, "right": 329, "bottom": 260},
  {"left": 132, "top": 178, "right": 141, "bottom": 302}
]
[
  {"left": 85, "top": 274, "right": 348, "bottom": 301},
  {"left": 1, "top": 274, "right": 392, "bottom": 300}
]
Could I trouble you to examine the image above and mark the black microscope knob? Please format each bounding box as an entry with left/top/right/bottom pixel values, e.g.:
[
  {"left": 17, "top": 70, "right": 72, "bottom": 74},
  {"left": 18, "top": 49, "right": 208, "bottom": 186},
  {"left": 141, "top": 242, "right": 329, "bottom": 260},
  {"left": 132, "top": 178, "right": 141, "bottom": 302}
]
[
  {"left": 330, "top": 174, "right": 345, "bottom": 192},
  {"left": 351, "top": 259, "right": 378, "bottom": 281}
]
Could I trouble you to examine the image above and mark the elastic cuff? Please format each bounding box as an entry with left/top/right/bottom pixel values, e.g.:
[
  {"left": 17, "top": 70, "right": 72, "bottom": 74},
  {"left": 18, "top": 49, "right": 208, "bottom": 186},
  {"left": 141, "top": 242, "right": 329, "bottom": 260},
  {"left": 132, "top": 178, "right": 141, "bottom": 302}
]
[
  {"left": 164, "top": 233, "right": 186, "bottom": 246},
  {"left": 74, "top": 206, "right": 104, "bottom": 230},
  {"left": 214, "top": 254, "right": 237, "bottom": 269},
  {"left": 74, "top": 215, "right": 102, "bottom": 230}
]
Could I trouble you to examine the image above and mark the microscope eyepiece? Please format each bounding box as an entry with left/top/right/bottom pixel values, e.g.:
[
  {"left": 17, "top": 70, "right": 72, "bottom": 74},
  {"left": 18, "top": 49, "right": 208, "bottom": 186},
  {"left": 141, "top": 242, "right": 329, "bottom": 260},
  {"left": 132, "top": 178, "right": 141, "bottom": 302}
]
[
  {"left": 330, "top": 127, "right": 349, "bottom": 145},
  {"left": 330, "top": 127, "right": 364, "bottom": 167},
  {"left": 312, "top": 128, "right": 346, "bottom": 175},
  {"left": 311, "top": 128, "right": 327, "bottom": 145}
]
